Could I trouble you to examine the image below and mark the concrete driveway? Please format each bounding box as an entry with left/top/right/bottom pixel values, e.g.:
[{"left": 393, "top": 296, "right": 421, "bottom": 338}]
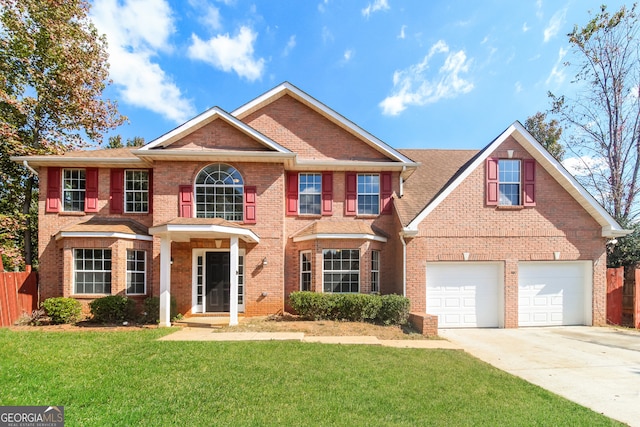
[{"left": 439, "top": 326, "right": 640, "bottom": 427}]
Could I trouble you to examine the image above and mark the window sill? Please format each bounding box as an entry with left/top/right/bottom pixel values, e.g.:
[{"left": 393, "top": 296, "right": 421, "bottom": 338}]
[
  {"left": 71, "top": 293, "right": 111, "bottom": 298},
  {"left": 355, "top": 215, "right": 379, "bottom": 219},
  {"left": 58, "top": 211, "right": 86, "bottom": 216},
  {"left": 496, "top": 205, "right": 525, "bottom": 211}
]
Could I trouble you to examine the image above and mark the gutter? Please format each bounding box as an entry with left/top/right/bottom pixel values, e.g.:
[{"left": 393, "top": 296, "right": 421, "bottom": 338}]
[
  {"left": 23, "top": 160, "right": 38, "bottom": 177},
  {"left": 399, "top": 232, "right": 407, "bottom": 297}
]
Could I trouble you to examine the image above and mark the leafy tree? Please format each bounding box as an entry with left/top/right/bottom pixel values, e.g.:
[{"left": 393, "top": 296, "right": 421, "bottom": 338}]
[
  {"left": 106, "top": 135, "right": 145, "bottom": 149},
  {"left": 0, "top": 0, "right": 126, "bottom": 267},
  {"left": 107, "top": 135, "right": 123, "bottom": 149},
  {"left": 524, "top": 112, "right": 564, "bottom": 161},
  {"left": 549, "top": 4, "right": 640, "bottom": 221},
  {"left": 607, "top": 217, "right": 640, "bottom": 268},
  {"left": 126, "top": 136, "right": 145, "bottom": 147}
]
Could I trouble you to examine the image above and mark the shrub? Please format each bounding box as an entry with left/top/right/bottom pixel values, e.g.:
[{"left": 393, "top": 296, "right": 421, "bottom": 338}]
[
  {"left": 15, "top": 308, "right": 46, "bottom": 326},
  {"left": 289, "top": 292, "right": 409, "bottom": 325},
  {"left": 376, "top": 294, "right": 410, "bottom": 325},
  {"left": 42, "top": 297, "right": 82, "bottom": 324},
  {"left": 89, "top": 295, "right": 136, "bottom": 323},
  {"left": 141, "top": 296, "right": 178, "bottom": 324}
]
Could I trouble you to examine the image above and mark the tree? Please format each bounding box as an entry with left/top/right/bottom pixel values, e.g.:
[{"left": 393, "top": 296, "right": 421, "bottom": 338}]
[
  {"left": 0, "top": 0, "right": 126, "bottom": 267},
  {"left": 549, "top": 4, "right": 640, "bottom": 221},
  {"left": 524, "top": 112, "right": 564, "bottom": 161},
  {"left": 106, "top": 135, "right": 144, "bottom": 149}
]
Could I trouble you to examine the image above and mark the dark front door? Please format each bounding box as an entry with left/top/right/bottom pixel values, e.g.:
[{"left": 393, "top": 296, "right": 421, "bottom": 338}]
[{"left": 205, "top": 252, "right": 230, "bottom": 312}]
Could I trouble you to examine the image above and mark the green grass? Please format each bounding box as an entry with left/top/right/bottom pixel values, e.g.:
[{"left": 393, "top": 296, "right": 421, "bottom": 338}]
[{"left": 0, "top": 329, "right": 622, "bottom": 426}]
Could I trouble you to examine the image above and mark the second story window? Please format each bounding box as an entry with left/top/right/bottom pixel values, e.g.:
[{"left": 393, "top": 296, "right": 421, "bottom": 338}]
[
  {"left": 357, "top": 174, "right": 380, "bottom": 215},
  {"left": 195, "top": 164, "right": 244, "bottom": 221},
  {"left": 499, "top": 160, "right": 521, "bottom": 206},
  {"left": 299, "top": 173, "right": 321, "bottom": 215},
  {"left": 125, "top": 170, "right": 149, "bottom": 213},
  {"left": 63, "top": 169, "right": 85, "bottom": 212}
]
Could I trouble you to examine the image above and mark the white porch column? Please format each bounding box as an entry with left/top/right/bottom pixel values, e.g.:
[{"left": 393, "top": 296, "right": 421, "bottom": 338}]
[
  {"left": 229, "top": 236, "right": 239, "bottom": 326},
  {"left": 159, "top": 235, "right": 172, "bottom": 327}
]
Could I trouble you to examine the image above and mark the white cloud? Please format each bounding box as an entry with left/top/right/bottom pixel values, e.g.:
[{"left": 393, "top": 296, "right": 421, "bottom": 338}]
[
  {"left": 543, "top": 8, "right": 566, "bottom": 42},
  {"left": 536, "top": 0, "right": 543, "bottom": 19},
  {"left": 362, "top": 0, "right": 389, "bottom": 18},
  {"left": 188, "top": 26, "right": 265, "bottom": 81},
  {"left": 562, "top": 156, "right": 608, "bottom": 177},
  {"left": 318, "top": 0, "right": 329, "bottom": 13},
  {"left": 91, "top": 0, "right": 195, "bottom": 123},
  {"left": 343, "top": 49, "right": 353, "bottom": 61},
  {"left": 282, "top": 35, "right": 296, "bottom": 57},
  {"left": 522, "top": 22, "right": 530, "bottom": 32},
  {"left": 398, "top": 25, "right": 406, "bottom": 39},
  {"left": 515, "top": 81, "right": 523, "bottom": 93},
  {"left": 545, "top": 47, "right": 567, "bottom": 86},
  {"left": 322, "top": 26, "right": 334, "bottom": 43},
  {"left": 379, "top": 40, "right": 474, "bottom": 116}
]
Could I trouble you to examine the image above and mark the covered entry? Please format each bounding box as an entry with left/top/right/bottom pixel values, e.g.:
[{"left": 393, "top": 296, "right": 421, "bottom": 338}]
[{"left": 149, "top": 218, "right": 259, "bottom": 327}]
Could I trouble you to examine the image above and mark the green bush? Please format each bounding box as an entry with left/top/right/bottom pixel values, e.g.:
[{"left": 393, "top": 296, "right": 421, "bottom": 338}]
[
  {"left": 289, "top": 292, "right": 409, "bottom": 325},
  {"left": 42, "top": 297, "right": 82, "bottom": 324},
  {"left": 141, "top": 296, "right": 179, "bottom": 324},
  {"left": 89, "top": 295, "right": 137, "bottom": 323},
  {"left": 376, "top": 294, "right": 410, "bottom": 325}
]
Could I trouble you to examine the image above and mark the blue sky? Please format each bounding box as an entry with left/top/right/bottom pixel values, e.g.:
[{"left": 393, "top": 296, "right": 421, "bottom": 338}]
[{"left": 90, "top": 0, "right": 628, "bottom": 151}]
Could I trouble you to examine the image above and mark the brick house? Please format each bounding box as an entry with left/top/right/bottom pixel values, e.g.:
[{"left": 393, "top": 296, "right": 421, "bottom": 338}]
[{"left": 13, "top": 82, "right": 626, "bottom": 334}]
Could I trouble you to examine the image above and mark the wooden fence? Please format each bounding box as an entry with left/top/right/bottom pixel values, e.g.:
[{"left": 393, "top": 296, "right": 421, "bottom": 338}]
[
  {"left": 607, "top": 266, "right": 639, "bottom": 329},
  {"left": 0, "top": 260, "right": 38, "bottom": 327}
]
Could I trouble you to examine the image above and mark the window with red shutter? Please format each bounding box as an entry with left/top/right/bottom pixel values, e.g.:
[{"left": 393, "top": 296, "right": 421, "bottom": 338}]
[
  {"left": 345, "top": 172, "right": 357, "bottom": 216},
  {"left": 523, "top": 159, "right": 536, "bottom": 206},
  {"left": 46, "top": 167, "right": 61, "bottom": 213},
  {"left": 244, "top": 185, "right": 257, "bottom": 224},
  {"left": 486, "top": 158, "right": 499, "bottom": 206},
  {"left": 179, "top": 185, "right": 193, "bottom": 218},
  {"left": 85, "top": 168, "right": 99, "bottom": 213},
  {"left": 110, "top": 169, "right": 124, "bottom": 214},
  {"left": 286, "top": 172, "right": 298, "bottom": 216},
  {"left": 380, "top": 171, "right": 392, "bottom": 214},
  {"left": 321, "top": 172, "right": 333, "bottom": 216}
]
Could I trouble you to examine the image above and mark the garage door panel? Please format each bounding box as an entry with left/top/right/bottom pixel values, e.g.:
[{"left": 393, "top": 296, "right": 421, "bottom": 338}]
[
  {"left": 518, "top": 262, "right": 591, "bottom": 327},
  {"left": 427, "top": 263, "right": 502, "bottom": 328}
]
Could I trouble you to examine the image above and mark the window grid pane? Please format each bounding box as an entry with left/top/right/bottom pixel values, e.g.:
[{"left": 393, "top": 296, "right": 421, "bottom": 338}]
[
  {"left": 371, "top": 250, "right": 380, "bottom": 293},
  {"left": 195, "top": 164, "right": 244, "bottom": 221},
  {"left": 126, "top": 250, "right": 146, "bottom": 294},
  {"left": 74, "top": 248, "right": 112, "bottom": 294},
  {"left": 322, "top": 249, "right": 359, "bottom": 293},
  {"left": 357, "top": 174, "right": 380, "bottom": 215},
  {"left": 125, "top": 170, "right": 149, "bottom": 213},
  {"left": 63, "top": 169, "right": 86, "bottom": 212},
  {"left": 196, "top": 256, "right": 203, "bottom": 306},
  {"left": 299, "top": 173, "right": 321, "bottom": 215},
  {"left": 300, "top": 251, "right": 312, "bottom": 291},
  {"left": 499, "top": 160, "right": 521, "bottom": 206}
]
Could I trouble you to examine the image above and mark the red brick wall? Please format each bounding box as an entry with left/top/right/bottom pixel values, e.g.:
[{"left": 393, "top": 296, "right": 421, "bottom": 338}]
[
  {"left": 407, "top": 137, "right": 607, "bottom": 326},
  {"left": 168, "top": 118, "right": 270, "bottom": 151},
  {"left": 242, "top": 95, "right": 389, "bottom": 161}
]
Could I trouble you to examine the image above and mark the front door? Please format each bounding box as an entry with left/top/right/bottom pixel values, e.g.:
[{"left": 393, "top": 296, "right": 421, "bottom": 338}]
[{"left": 205, "top": 252, "right": 230, "bottom": 312}]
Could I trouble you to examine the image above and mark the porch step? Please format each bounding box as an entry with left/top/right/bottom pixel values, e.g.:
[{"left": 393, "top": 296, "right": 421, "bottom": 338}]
[{"left": 174, "top": 316, "right": 242, "bottom": 328}]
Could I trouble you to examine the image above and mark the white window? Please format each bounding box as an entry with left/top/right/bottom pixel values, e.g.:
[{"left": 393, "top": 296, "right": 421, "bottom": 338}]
[
  {"left": 125, "top": 170, "right": 149, "bottom": 213},
  {"left": 323, "top": 249, "right": 359, "bottom": 293},
  {"left": 126, "top": 250, "right": 146, "bottom": 295},
  {"left": 299, "top": 173, "right": 321, "bottom": 215},
  {"left": 499, "top": 159, "right": 521, "bottom": 206},
  {"left": 195, "top": 164, "right": 244, "bottom": 221},
  {"left": 371, "top": 250, "right": 380, "bottom": 293},
  {"left": 63, "top": 169, "right": 85, "bottom": 212},
  {"left": 74, "top": 249, "right": 111, "bottom": 294},
  {"left": 300, "top": 251, "right": 312, "bottom": 291},
  {"left": 357, "top": 174, "right": 379, "bottom": 215}
]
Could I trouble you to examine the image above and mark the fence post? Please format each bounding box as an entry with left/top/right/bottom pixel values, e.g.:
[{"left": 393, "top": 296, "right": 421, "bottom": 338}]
[
  {"left": 635, "top": 268, "right": 640, "bottom": 329},
  {"left": 607, "top": 267, "right": 624, "bottom": 325}
]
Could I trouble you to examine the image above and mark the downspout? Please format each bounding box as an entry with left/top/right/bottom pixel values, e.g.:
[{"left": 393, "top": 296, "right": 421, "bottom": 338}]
[
  {"left": 399, "top": 232, "right": 407, "bottom": 297},
  {"left": 399, "top": 166, "right": 405, "bottom": 197},
  {"left": 23, "top": 160, "right": 38, "bottom": 177}
]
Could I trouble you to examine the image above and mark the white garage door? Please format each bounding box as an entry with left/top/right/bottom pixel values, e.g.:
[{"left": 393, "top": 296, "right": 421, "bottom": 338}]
[
  {"left": 426, "top": 262, "right": 502, "bottom": 328},
  {"left": 518, "top": 262, "right": 592, "bottom": 327}
]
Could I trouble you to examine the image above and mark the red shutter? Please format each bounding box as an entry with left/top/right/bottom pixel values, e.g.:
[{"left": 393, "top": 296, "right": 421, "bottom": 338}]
[
  {"left": 244, "top": 185, "right": 257, "bottom": 224},
  {"left": 85, "top": 168, "right": 99, "bottom": 213},
  {"left": 286, "top": 172, "right": 298, "bottom": 216},
  {"left": 345, "top": 172, "right": 357, "bottom": 216},
  {"left": 523, "top": 159, "right": 536, "bottom": 206},
  {"left": 486, "top": 158, "right": 499, "bottom": 206},
  {"left": 110, "top": 169, "right": 124, "bottom": 214},
  {"left": 46, "top": 167, "right": 61, "bottom": 213},
  {"left": 380, "top": 172, "right": 393, "bottom": 214},
  {"left": 321, "top": 172, "right": 333, "bottom": 216},
  {"left": 147, "top": 169, "right": 153, "bottom": 214},
  {"left": 179, "top": 185, "right": 193, "bottom": 218}
]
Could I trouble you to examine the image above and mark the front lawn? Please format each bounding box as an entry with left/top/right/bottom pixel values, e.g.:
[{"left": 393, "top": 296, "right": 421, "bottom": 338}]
[{"left": 0, "top": 329, "right": 622, "bottom": 426}]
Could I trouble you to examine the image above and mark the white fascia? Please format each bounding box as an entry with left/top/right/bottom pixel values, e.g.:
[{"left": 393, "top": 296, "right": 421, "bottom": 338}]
[
  {"left": 9, "top": 155, "right": 147, "bottom": 168},
  {"left": 148, "top": 223, "right": 260, "bottom": 244}
]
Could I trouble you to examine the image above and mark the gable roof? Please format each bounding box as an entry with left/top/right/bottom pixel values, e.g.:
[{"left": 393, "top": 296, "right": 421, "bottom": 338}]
[
  {"left": 10, "top": 147, "right": 147, "bottom": 168},
  {"left": 233, "top": 82, "right": 417, "bottom": 173},
  {"left": 400, "top": 121, "right": 627, "bottom": 238}
]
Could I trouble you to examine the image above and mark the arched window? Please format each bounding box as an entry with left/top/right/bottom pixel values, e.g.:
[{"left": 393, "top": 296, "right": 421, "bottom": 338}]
[{"left": 195, "top": 164, "right": 244, "bottom": 221}]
